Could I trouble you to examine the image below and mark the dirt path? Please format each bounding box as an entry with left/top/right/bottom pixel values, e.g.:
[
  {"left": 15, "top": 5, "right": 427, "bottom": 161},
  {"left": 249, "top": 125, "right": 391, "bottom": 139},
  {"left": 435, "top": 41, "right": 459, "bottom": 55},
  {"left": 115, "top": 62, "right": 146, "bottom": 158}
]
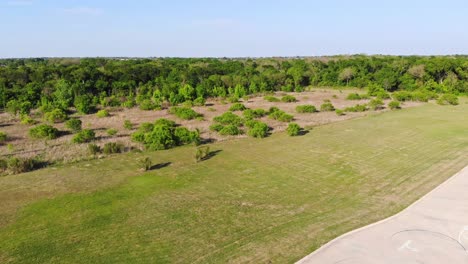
[{"left": 297, "top": 165, "right": 468, "bottom": 264}]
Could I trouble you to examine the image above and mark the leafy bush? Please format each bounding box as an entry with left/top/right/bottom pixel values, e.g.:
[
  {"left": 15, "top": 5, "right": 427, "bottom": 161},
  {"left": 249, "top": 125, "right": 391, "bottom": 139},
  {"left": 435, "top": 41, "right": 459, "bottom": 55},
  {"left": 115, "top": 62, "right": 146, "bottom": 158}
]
[
  {"left": 335, "top": 109, "right": 345, "bottom": 116},
  {"left": 369, "top": 99, "right": 384, "bottom": 110},
  {"left": 412, "top": 90, "right": 438, "bottom": 102},
  {"left": 169, "top": 107, "right": 202, "bottom": 120},
  {"left": 72, "top": 129, "right": 96, "bottom": 143},
  {"left": 29, "top": 124, "right": 59, "bottom": 140},
  {"left": 0, "top": 132, "right": 6, "bottom": 143},
  {"left": 227, "top": 96, "right": 239, "bottom": 103},
  {"left": 213, "top": 112, "right": 243, "bottom": 126},
  {"left": 209, "top": 123, "right": 224, "bottom": 132},
  {"left": 139, "top": 99, "right": 159, "bottom": 111},
  {"left": 103, "top": 142, "right": 124, "bottom": 154},
  {"left": 346, "top": 93, "right": 362, "bottom": 100},
  {"left": 269, "top": 108, "right": 293, "bottom": 122},
  {"left": 7, "top": 156, "right": 42, "bottom": 174},
  {"left": 88, "top": 144, "right": 101, "bottom": 156},
  {"left": 375, "top": 91, "right": 391, "bottom": 99},
  {"left": 74, "top": 95, "right": 95, "bottom": 114},
  {"left": 229, "top": 103, "right": 247, "bottom": 111},
  {"left": 96, "top": 109, "right": 110, "bottom": 118},
  {"left": 131, "top": 118, "right": 199, "bottom": 150},
  {"left": 107, "top": 128, "right": 118, "bottom": 136},
  {"left": 388, "top": 101, "right": 401, "bottom": 110},
  {"left": 264, "top": 96, "right": 280, "bottom": 102},
  {"left": 320, "top": 102, "right": 335, "bottom": 112},
  {"left": 287, "top": 123, "right": 302, "bottom": 136},
  {"left": 44, "top": 108, "right": 68, "bottom": 123},
  {"left": 123, "top": 120, "right": 133, "bottom": 130},
  {"left": 193, "top": 97, "right": 206, "bottom": 106},
  {"left": 281, "top": 95, "right": 297, "bottom": 102},
  {"left": 243, "top": 109, "right": 267, "bottom": 119},
  {"left": 219, "top": 125, "right": 243, "bottom": 136},
  {"left": 344, "top": 104, "right": 368, "bottom": 112},
  {"left": 20, "top": 115, "right": 36, "bottom": 125},
  {"left": 195, "top": 146, "right": 210, "bottom": 162},
  {"left": 247, "top": 121, "right": 269, "bottom": 138},
  {"left": 296, "top": 105, "right": 317, "bottom": 113},
  {"left": 392, "top": 91, "right": 413, "bottom": 101},
  {"left": 65, "top": 118, "right": 82, "bottom": 132},
  {"left": 437, "top": 94, "right": 459, "bottom": 105}
]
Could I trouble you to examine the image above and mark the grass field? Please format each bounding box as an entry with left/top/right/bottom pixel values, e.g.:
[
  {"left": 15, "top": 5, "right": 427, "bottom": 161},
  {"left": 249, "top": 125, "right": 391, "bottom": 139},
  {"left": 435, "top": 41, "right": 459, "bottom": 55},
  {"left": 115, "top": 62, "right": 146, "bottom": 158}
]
[{"left": 0, "top": 102, "right": 467, "bottom": 263}]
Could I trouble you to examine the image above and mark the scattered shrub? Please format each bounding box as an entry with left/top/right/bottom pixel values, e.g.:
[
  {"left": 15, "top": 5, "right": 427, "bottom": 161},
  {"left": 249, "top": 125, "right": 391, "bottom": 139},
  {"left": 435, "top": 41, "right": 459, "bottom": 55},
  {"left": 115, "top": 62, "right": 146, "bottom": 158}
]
[
  {"left": 193, "top": 97, "right": 206, "bottom": 106},
  {"left": 107, "top": 128, "right": 118, "bottom": 136},
  {"left": 0, "top": 132, "right": 6, "bottom": 143},
  {"left": 247, "top": 121, "right": 269, "bottom": 138},
  {"left": 388, "top": 101, "right": 401, "bottom": 110},
  {"left": 296, "top": 105, "right": 317, "bottom": 113},
  {"left": 335, "top": 109, "right": 345, "bottom": 116},
  {"left": 88, "top": 144, "right": 101, "bottom": 156},
  {"left": 219, "top": 125, "right": 243, "bottom": 136},
  {"left": 369, "top": 99, "right": 385, "bottom": 110},
  {"left": 131, "top": 118, "right": 199, "bottom": 150},
  {"left": 139, "top": 99, "right": 159, "bottom": 110},
  {"left": 346, "top": 93, "right": 363, "bottom": 100},
  {"left": 269, "top": 108, "right": 293, "bottom": 122},
  {"left": 229, "top": 103, "right": 247, "bottom": 111},
  {"left": 29, "top": 124, "right": 59, "bottom": 140},
  {"left": 213, "top": 112, "right": 243, "bottom": 126},
  {"left": 65, "top": 118, "right": 82, "bottom": 132},
  {"left": 103, "top": 142, "right": 124, "bottom": 154},
  {"left": 281, "top": 95, "right": 297, "bottom": 103},
  {"left": 437, "top": 94, "right": 459, "bottom": 105},
  {"left": 320, "top": 102, "right": 335, "bottom": 112},
  {"left": 7, "top": 156, "right": 42, "bottom": 174},
  {"left": 123, "top": 120, "right": 133, "bottom": 130},
  {"left": 209, "top": 123, "right": 224, "bottom": 132},
  {"left": 72, "top": 129, "right": 96, "bottom": 143},
  {"left": 264, "top": 96, "right": 280, "bottom": 102},
  {"left": 375, "top": 91, "right": 391, "bottom": 99},
  {"left": 169, "top": 107, "right": 202, "bottom": 120},
  {"left": 96, "top": 109, "right": 110, "bottom": 118},
  {"left": 74, "top": 95, "right": 95, "bottom": 114},
  {"left": 287, "top": 123, "right": 302, "bottom": 136},
  {"left": 44, "top": 108, "right": 68, "bottom": 123},
  {"left": 344, "top": 104, "right": 368, "bottom": 112},
  {"left": 392, "top": 91, "right": 413, "bottom": 101},
  {"left": 20, "top": 115, "right": 36, "bottom": 125},
  {"left": 195, "top": 146, "right": 210, "bottom": 162},
  {"left": 243, "top": 109, "right": 267, "bottom": 119}
]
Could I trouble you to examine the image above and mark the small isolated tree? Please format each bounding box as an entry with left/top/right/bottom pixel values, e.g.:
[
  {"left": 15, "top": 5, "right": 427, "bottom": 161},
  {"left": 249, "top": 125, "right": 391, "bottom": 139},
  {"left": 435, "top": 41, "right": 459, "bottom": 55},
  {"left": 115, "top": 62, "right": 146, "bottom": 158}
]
[
  {"left": 287, "top": 123, "right": 302, "bottom": 136},
  {"left": 65, "top": 118, "right": 82, "bottom": 133},
  {"left": 339, "top": 67, "right": 355, "bottom": 86},
  {"left": 195, "top": 146, "right": 210, "bottom": 162},
  {"left": 139, "top": 157, "right": 152, "bottom": 171}
]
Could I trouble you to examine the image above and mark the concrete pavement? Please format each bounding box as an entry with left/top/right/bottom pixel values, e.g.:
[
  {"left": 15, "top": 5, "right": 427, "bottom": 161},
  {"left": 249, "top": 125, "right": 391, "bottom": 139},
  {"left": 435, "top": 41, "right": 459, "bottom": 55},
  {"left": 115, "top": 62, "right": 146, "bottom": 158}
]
[{"left": 297, "top": 166, "right": 468, "bottom": 264}]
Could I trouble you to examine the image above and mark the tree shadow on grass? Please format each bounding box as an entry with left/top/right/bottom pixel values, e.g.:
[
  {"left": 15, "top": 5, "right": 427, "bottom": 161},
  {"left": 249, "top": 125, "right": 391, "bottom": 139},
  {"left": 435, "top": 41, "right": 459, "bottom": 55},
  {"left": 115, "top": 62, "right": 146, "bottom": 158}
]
[
  {"left": 297, "top": 129, "right": 310, "bottom": 136},
  {"left": 149, "top": 162, "right": 172, "bottom": 170},
  {"left": 203, "top": 149, "right": 222, "bottom": 161}
]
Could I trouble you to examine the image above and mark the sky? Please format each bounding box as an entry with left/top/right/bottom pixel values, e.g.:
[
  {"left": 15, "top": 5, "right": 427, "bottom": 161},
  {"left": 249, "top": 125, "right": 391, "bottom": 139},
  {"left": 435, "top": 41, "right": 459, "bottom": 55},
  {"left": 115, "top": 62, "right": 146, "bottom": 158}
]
[{"left": 1, "top": 0, "right": 467, "bottom": 58}]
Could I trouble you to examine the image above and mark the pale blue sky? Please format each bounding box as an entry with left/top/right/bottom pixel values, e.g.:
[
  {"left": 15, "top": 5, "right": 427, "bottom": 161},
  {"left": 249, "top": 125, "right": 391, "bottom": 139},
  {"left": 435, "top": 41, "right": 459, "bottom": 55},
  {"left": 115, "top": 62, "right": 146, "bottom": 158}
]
[{"left": 1, "top": 0, "right": 467, "bottom": 58}]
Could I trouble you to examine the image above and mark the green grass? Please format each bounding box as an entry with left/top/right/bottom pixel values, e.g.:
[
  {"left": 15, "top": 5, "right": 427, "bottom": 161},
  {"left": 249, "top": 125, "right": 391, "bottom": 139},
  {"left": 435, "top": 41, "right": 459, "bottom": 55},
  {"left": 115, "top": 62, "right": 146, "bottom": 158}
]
[{"left": 1, "top": 102, "right": 468, "bottom": 263}]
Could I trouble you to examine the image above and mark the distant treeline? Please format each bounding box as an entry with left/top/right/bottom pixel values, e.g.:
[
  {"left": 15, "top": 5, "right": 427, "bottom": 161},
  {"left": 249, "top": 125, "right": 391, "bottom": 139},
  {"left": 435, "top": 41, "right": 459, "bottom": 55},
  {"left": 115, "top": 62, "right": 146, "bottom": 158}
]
[{"left": 0, "top": 56, "right": 467, "bottom": 113}]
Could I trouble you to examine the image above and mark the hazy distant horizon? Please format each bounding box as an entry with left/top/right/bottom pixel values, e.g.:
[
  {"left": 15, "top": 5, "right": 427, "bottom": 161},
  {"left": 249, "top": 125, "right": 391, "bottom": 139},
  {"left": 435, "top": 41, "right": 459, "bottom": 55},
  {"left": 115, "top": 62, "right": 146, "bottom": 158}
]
[{"left": 2, "top": 0, "right": 467, "bottom": 58}]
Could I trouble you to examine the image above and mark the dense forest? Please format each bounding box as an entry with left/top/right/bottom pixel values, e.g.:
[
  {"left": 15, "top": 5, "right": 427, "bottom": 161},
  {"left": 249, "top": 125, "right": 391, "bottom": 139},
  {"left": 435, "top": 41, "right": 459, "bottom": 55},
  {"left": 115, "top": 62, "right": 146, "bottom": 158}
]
[{"left": 0, "top": 56, "right": 467, "bottom": 114}]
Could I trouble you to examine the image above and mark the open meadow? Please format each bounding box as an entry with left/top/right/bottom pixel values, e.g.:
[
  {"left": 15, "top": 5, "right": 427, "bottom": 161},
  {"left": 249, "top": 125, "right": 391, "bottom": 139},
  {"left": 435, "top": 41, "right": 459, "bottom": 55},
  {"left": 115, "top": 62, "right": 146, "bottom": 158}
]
[{"left": 0, "top": 100, "right": 467, "bottom": 263}]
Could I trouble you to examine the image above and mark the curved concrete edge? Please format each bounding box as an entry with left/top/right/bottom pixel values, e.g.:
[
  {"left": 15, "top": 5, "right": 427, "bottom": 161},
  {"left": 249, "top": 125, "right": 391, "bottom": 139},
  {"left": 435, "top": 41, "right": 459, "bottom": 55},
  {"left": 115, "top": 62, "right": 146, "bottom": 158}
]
[{"left": 296, "top": 165, "right": 468, "bottom": 264}]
